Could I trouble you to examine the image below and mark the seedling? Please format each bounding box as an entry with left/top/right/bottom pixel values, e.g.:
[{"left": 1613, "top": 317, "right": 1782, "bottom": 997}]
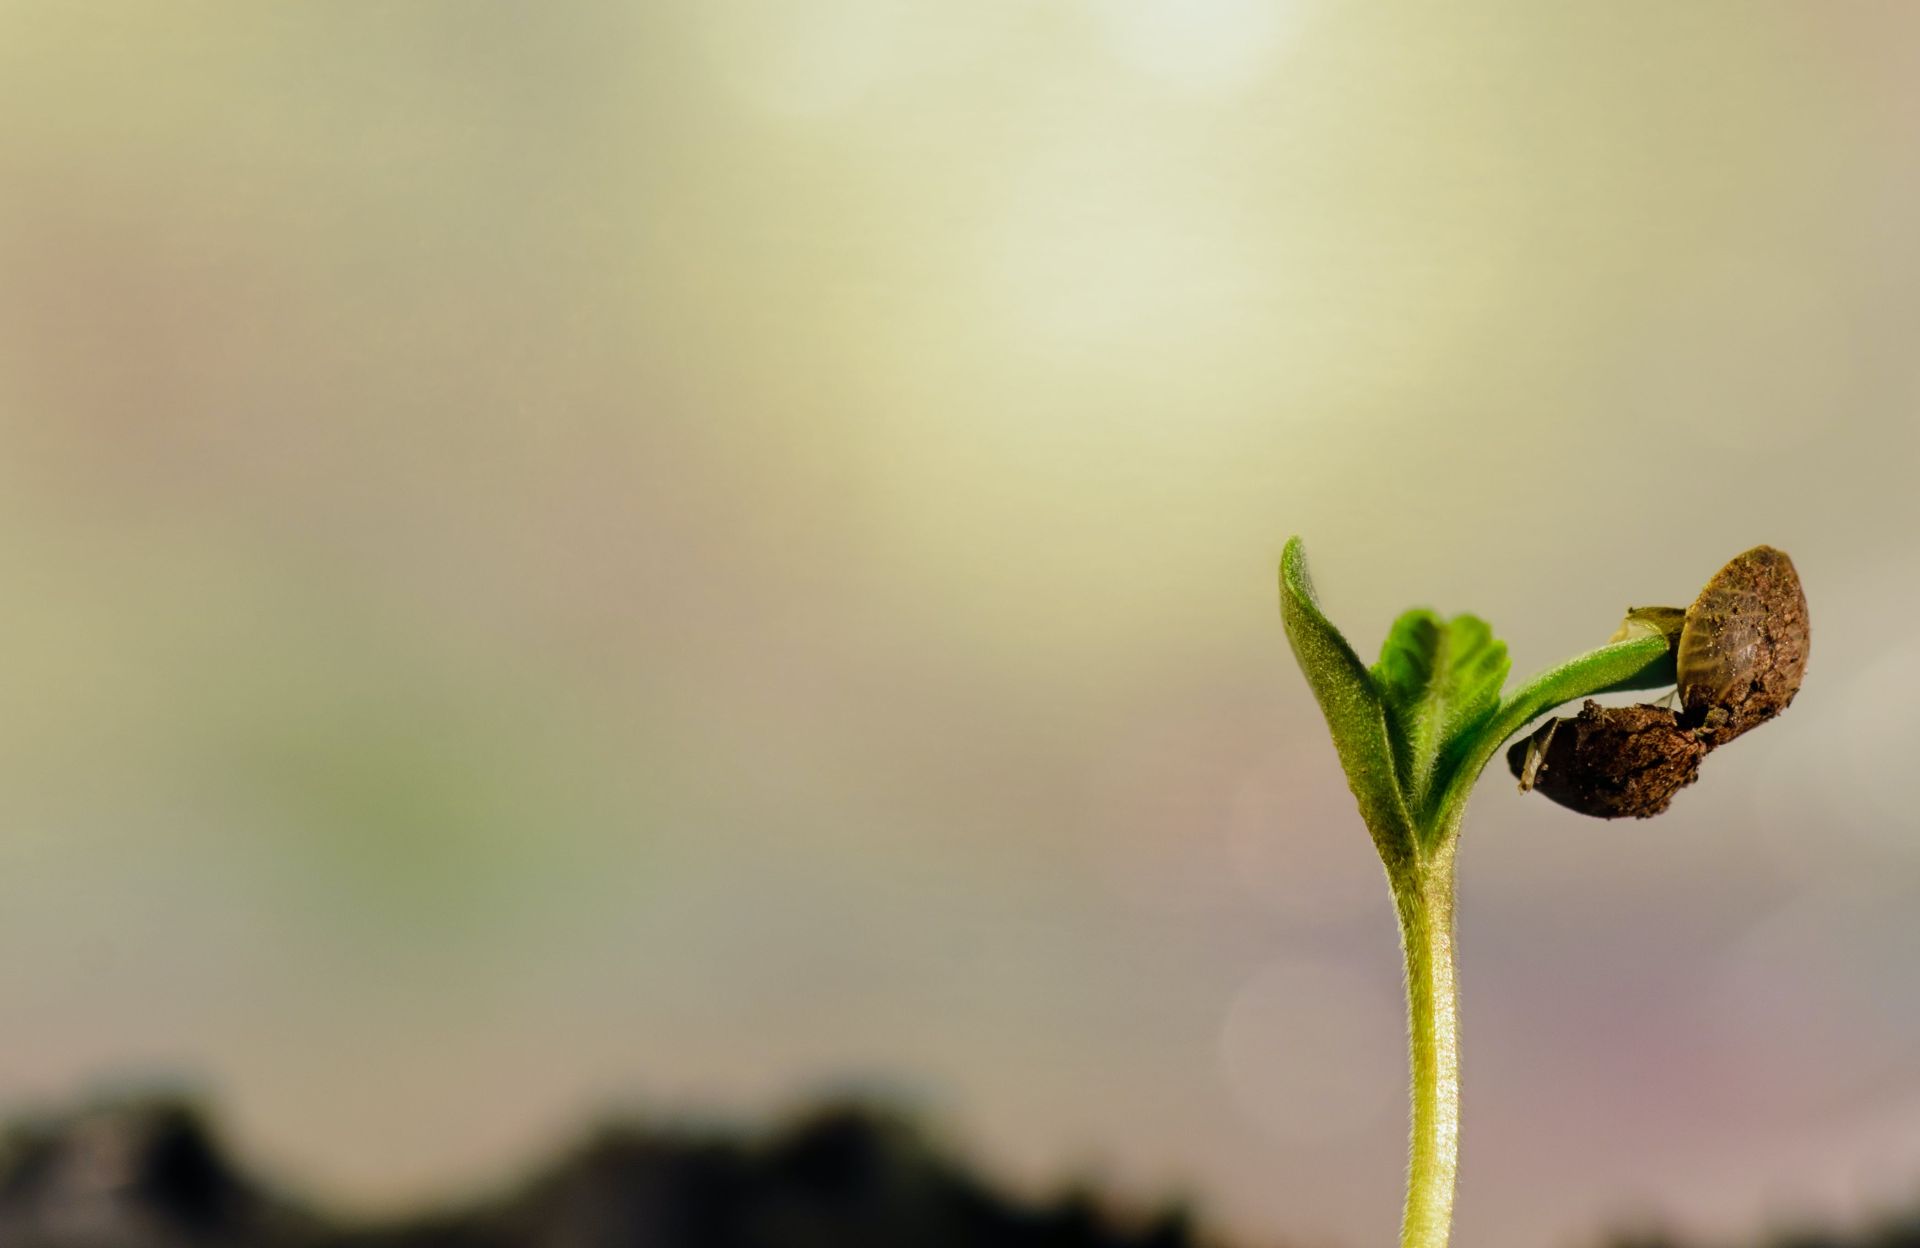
[{"left": 1277, "top": 538, "right": 1807, "bottom": 1248}]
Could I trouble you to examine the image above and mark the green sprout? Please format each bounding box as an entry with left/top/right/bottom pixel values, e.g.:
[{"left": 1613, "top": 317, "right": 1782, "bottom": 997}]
[{"left": 1277, "top": 537, "right": 1808, "bottom": 1248}]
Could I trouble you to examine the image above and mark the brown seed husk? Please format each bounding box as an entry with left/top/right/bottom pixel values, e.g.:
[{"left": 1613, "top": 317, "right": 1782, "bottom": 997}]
[
  {"left": 1676, "top": 545, "right": 1810, "bottom": 746},
  {"left": 1506, "top": 700, "right": 1707, "bottom": 819}
]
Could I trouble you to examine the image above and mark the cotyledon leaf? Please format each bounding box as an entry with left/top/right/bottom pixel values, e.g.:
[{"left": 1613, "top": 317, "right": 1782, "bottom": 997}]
[{"left": 1279, "top": 538, "right": 1416, "bottom": 864}]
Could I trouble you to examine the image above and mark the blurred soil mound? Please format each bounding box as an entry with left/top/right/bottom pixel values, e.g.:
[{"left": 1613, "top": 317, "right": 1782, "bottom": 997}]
[
  {"left": 0, "top": 1097, "right": 1207, "bottom": 1248},
  {"left": 10, "top": 1096, "right": 1917, "bottom": 1248},
  {"left": 1613, "top": 1216, "right": 1920, "bottom": 1248}
]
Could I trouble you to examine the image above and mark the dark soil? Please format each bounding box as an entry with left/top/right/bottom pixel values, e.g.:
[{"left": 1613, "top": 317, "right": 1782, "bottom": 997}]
[
  {"left": 1508, "top": 701, "right": 1707, "bottom": 819},
  {"left": 4, "top": 1096, "right": 1918, "bottom": 1248},
  {"left": 0, "top": 1098, "right": 1206, "bottom": 1248}
]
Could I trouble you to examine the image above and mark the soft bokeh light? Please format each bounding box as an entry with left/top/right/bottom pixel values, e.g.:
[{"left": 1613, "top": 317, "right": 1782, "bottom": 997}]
[
  {"left": 0, "top": 4, "right": 1917, "bottom": 1247},
  {"left": 1091, "top": 0, "right": 1300, "bottom": 94}
]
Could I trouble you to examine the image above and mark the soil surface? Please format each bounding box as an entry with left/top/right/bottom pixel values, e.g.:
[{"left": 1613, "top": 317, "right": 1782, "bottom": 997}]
[
  {"left": 4, "top": 1097, "right": 1910, "bottom": 1248},
  {"left": 1508, "top": 700, "right": 1707, "bottom": 819},
  {"left": 0, "top": 1098, "right": 1206, "bottom": 1248}
]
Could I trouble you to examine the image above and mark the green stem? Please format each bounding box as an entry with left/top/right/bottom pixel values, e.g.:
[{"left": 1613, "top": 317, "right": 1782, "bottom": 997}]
[
  {"left": 1278, "top": 538, "right": 1679, "bottom": 1247},
  {"left": 1390, "top": 845, "right": 1460, "bottom": 1248}
]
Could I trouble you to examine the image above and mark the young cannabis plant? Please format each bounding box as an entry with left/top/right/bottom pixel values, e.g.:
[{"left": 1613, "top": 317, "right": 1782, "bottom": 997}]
[{"left": 1277, "top": 537, "right": 1806, "bottom": 1248}]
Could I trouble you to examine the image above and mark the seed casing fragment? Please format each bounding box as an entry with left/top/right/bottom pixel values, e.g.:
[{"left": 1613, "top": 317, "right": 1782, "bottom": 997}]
[
  {"left": 1506, "top": 701, "right": 1706, "bottom": 819},
  {"left": 1507, "top": 545, "right": 1808, "bottom": 819},
  {"left": 1675, "top": 545, "right": 1809, "bottom": 745}
]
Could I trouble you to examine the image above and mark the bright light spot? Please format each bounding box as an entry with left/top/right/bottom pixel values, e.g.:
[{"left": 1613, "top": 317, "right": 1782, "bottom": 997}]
[
  {"left": 1219, "top": 957, "right": 1400, "bottom": 1144},
  {"left": 702, "top": 0, "right": 911, "bottom": 118},
  {"left": 1091, "top": 0, "right": 1299, "bottom": 94}
]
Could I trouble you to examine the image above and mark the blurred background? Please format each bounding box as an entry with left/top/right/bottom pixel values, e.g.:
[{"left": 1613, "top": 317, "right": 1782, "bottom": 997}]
[{"left": 1, "top": 3, "right": 1917, "bottom": 1246}]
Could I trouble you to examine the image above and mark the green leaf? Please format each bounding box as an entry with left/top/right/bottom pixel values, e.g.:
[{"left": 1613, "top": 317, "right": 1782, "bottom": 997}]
[
  {"left": 1427, "top": 631, "right": 1676, "bottom": 840},
  {"left": 1372, "top": 610, "right": 1510, "bottom": 819},
  {"left": 1283, "top": 538, "right": 1682, "bottom": 860},
  {"left": 1596, "top": 606, "right": 1685, "bottom": 692},
  {"left": 1279, "top": 538, "right": 1416, "bottom": 865}
]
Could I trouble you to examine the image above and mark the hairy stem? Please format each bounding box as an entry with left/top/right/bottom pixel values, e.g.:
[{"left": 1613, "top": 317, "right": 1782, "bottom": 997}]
[{"left": 1390, "top": 847, "right": 1460, "bottom": 1248}]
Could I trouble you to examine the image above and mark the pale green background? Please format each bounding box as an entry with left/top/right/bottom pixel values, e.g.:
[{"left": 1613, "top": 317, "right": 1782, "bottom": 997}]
[{"left": 1, "top": 5, "right": 1917, "bottom": 1246}]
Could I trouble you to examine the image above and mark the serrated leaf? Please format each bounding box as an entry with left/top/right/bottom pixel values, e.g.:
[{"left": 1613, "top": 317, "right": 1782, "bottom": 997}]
[
  {"left": 1372, "top": 610, "right": 1511, "bottom": 818},
  {"left": 1283, "top": 538, "right": 1683, "bottom": 860},
  {"left": 1279, "top": 538, "right": 1416, "bottom": 863}
]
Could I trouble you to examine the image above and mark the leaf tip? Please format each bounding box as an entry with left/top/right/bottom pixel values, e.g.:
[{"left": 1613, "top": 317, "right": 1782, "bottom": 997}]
[
  {"left": 1280, "top": 533, "right": 1306, "bottom": 582},
  {"left": 1279, "top": 536, "right": 1316, "bottom": 616}
]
